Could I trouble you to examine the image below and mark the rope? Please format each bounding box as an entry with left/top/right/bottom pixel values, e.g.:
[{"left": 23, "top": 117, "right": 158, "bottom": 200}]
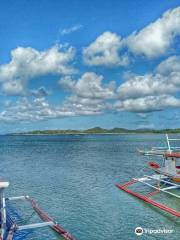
[{"left": 17, "top": 211, "right": 36, "bottom": 225}]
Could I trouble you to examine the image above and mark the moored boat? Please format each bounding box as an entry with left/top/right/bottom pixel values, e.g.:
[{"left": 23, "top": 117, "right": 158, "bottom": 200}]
[
  {"left": 0, "top": 181, "right": 75, "bottom": 240},
  {"left": 116, "top": 134, "right": 180, "bottom": 217}
]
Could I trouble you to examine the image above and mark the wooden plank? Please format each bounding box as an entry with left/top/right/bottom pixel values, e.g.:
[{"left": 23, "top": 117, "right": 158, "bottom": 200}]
[
  {"left": 18, "top": 221, "right": 54, "bottom": 230},
  {"left": 6, "top": 195, "right": 29, "bottom": 201}
]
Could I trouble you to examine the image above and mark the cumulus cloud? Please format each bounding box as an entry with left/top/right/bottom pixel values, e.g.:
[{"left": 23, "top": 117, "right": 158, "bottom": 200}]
[
  {"left": 60, "top": 24, "right": 83, "bottom": 35},
  {"left": 117, "top": 55, "right": 180, "bottom": 99},
  {"left": 59, "top": 72, "right": 116, "bottom": 99},
  {"left": 0, "top": 97, "right": 76, "bottom": 123},
  {"left": 0, "top": 69, "right": 115, "bottom": 123},
  {"left": 114, "top": 95, "right": 180, "bottom": 113},
  {"left": 83, "top": 7, "right": 180, "bottom": 66},
  {"left": 1, "top": 59, "right": 180, "bottom": 122},
  {"left": 58, "top": 72, "right": 115, "bottom": 116},
  {"left": 63, "top": 95, "right": 107, "bottom": 116},
  {"left": 0, "top": 71, "right": 116, "bottom": 123},
  {"left": 83, "top": 32, "right": 129, "bottom": 66},
  {"left": 117, "top": 72, "right": 179, "bottom": 99},
  {"left": 114, "top": 54, "right": 180, "bottom": 113},
  {"left": 0, "top": 94, "right": 106, "bottom": 123},
  {"left": 2, "top": 80, "right": 25, "bottom": 95},
  {"left": 127, "top": 7, "right": 180, "bottom": 58},
  {"left": 0, "top": 44, "right": 76, "bottom": 95},
  {"left": 156, "top": 55, "right": 180, "bottom": 74}
]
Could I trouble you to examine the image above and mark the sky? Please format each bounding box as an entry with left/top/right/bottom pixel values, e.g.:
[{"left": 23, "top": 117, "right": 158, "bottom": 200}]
[{"left": 0, "top": 0, "right": 180, "bottom": 133}]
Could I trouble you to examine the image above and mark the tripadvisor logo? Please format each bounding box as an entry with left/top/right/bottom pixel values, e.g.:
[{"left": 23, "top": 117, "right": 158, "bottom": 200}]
[
  {"left": 135, "top": 227, "right": 174, "bottom": 236},
  {"left": 135, "top": 227, "right": 143, "bottom": 236}
]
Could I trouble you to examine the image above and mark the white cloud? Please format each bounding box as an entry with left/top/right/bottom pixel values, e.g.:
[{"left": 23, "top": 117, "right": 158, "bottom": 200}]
[
  {"left": 0, "top": 97, "right": 76, "bottom": 123},
  {"left": 59, "top": 72, "right": 116, "bottom": 99},
  {"left": 114, "top": 95, "right": 180, "bottom": 113},
  {"left": 60, "top": 24, "right": 83, "bottom": 35},
  {"left": 1, "top": 60, "right": 180, "bottom": 122},
  {"left": 2, "top": 80, "right": 25, "bottom": 95},
  {"left": 58, "top": 72, "right": 115, "bottom": 116},
  {"left": 117, "top": 72, "right": 179, "bottom": 99},
  {"left": 116, "top": 54, "right": 180, "bottom": 113},
  {"left": 83, "top": 7, "right": 180, "bottom": 66},
  {"left": 117, "top": 55, "right": 180, "bottom": 99},
  {"left": 0, "top": 94, "right": 107, "bottom": 123},
  {"left": 57, "top": 72, "right": 116, "bottom": 117},
  {"left": 63, "top": 95, "right": 107, "bottom": 116},
  {"left": 83, "top": 32, "right": 129, "bottom": 66},
  {"left": 156, "top": 55, "right": 180, "bottom": 74},
  {"left": 0, "top": 44, "right": 76, "bottom": 95},
  {"left": 0, "top": 71, "right": 116, "bottom": 123},
  {"left": 127, "top": 7, "right": 180, "bottom": 58}
]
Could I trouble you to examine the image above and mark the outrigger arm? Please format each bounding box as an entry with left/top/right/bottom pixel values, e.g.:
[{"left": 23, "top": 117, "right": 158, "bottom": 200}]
[
  {"left": 4, "top": 195, "right": 76, "bottom": 240},
  {"left": 18, "top": 221, "right": 54, "bottom": 231},
  {"left": 134, "top": 176, "right": 180, "bottom": 199},
  {"left": 116, "top": 175, "right": 180, "bottom": 217}
]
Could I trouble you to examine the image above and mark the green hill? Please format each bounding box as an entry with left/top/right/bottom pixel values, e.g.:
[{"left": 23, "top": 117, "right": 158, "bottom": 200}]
[{"left": 9, "top": 127, "right": 180, "bottom": 135}]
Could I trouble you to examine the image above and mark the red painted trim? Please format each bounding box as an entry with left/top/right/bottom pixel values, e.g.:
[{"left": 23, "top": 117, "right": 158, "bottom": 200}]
[
  {"left": 148, "top": 162, "right": 160, "bottom": 169},
  {"left": 116, "top": 182, "right": 180, "bottom": 217}
]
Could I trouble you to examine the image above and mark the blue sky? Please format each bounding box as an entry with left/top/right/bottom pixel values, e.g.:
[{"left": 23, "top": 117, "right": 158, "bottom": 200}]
[{"left": 0, "top": 0, "right": 180, "bottom": 133}]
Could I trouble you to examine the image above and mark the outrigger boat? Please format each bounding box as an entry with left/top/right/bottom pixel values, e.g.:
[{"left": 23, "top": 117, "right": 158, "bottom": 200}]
[
  {"left": 116, "top": 134, "right": 180, "bottom": 217},
  {"left": 0, "top": 181, "right": 75, "bottom": 240}
]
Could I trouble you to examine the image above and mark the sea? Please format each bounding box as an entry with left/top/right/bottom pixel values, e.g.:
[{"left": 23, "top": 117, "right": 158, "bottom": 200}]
[{"left": 0, "top": 134, "right": 179, "bottom": 240}]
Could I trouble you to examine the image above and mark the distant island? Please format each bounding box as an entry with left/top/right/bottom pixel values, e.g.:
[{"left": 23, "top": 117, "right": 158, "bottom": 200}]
[{"left": 9, "top": 127, "right": 180, "bottom": 135}]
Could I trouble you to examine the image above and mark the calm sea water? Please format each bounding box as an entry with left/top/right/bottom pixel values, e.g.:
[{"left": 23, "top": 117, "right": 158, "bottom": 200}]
[{"left": 0, "top": 134, "right": 179, "bottom": 240}]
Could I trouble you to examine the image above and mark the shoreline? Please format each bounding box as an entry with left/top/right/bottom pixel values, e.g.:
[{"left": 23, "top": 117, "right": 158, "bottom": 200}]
[
  {"left": 4, "top": 127, "right": 180, "bottom": 136},
  {"left": 6, "top": 132, "right": 180, "bottom": 136}
]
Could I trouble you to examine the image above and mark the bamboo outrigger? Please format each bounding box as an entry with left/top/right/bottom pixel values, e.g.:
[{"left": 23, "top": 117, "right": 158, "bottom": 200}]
[
  {"left": 0, "top": 183, "right": 75, "bottom": 240},
  {"left": 116, "top": 134, "right": 180, "bottom": 217}
]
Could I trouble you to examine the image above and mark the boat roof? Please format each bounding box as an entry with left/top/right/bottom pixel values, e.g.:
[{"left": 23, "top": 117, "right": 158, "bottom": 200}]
[
  {"left": 0, "top": 181, "right": 9, "bottom": 189},
  {"left": 139, "top": 149, "right": 180, "bottom": 158},
  {"left": 139, "top": 134, "right": 180, "bottom": 158}
]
